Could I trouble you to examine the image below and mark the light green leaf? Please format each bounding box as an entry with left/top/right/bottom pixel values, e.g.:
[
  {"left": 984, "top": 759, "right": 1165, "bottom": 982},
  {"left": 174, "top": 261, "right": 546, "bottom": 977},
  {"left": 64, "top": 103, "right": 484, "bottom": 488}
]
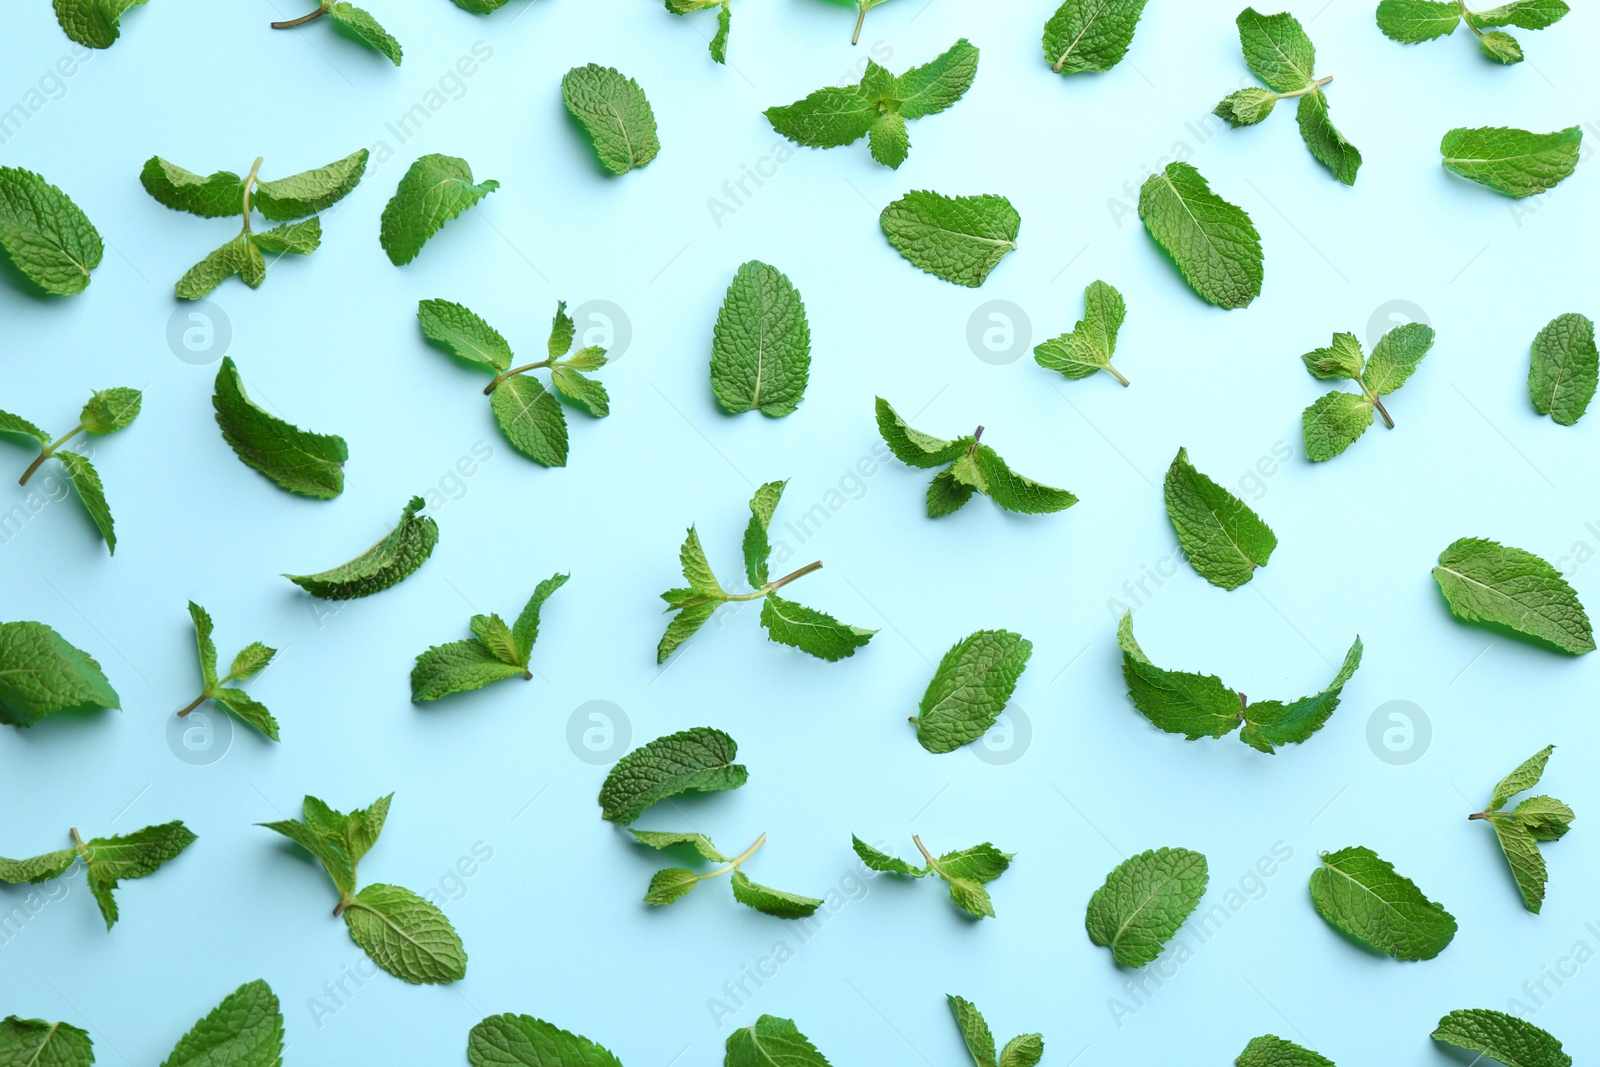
[
  {"left": 1297, "top": 89, "right": 1362, "bottom": 185},
  {"left": 914, "top": 630, "right": 1032, "bottom": 753},
  {"left": 759, "top": 595, "right": 874, "bottom": 662},
  {"left": 1033, "top": 280, "right": 1128, "bottom": 384},
  {"left": 1164, "top": 446, "right": 1277, "bottom": 590},
  {"left": 711, "top": 261, "right": 811, "bottom": 416},
  {"left": 188, "top": 601, "right": 218, "bottom": 693},
  {"left": 1469, "top": 0, "right": 1570, "bottom": 30},
  {"left": 894, "top": 38, "right": 979, "bottom": 120},
  {"left": 160, "top": 979, "right": 283, "bottom": 1067},
  {"left": 1138, "top": 162, "right": 1262, "bottom": 308},
  {"left": 249, "top": 218, "right": 321, "bottom": 256},
  {"left": 1085, "top": 846, "right": 1208, "bottom": 967},
  {"left": 175, "top": 233, "right": 264, "bottom": 300},
  {"left": 725, "top": 1016, "right": 833, "bottom": 1067},
  {"left": 252, "top": 149, "right": 368, "bottom": 220},
  {"left": 849, "top": 836, "right": 926, "bottom": 877},
  {"left": 80, "top": 387, "right": 142, "bottom": 435},
  {"left": 1302, "top": 332, "right": 1365, "bottom": 380},
  {"left": 512, "top": 572, "right": 567, "bottom": 661},
  {"left": 1432, "top": 1009, "right": 1570, "bottom": 1067},
  {"left": 1362, "top": 322, "right": 1434, "bottom": 394},
  {"left": 1433, "top": 537, "right": 1594, "bottom": 654},
  {"left": 763, "top": 86, "right": 879, "bottom": 152},
  {"left": 284, "top": 496, "right": 439, "bottom": 600},
  {"left": 657, "top": 601, "right": 717, "bottom": 664},
  {"left": 644, "top": 866, "right": 702, "bottom": 906},
  {"left": 743, "top": 480, "right": 785, "bottom": 587},
  {"left": 969, "top": 445, "right": 1077, "bottom": 515},
  {"left": 1302, "top": 390, "right": 1374, "bottom": 462},
  {"left": 52, "top": 0, "right": 149, "bottom": 48},
  {"left": 492, "top": 376, "right": 569, "bottom": 466},
  {"left": 0, "top": 1017, "right": 94, "bottom": 1066},
  {"left": 597, "top": 726, "right": 747, "bottom": 825},
  {"left": 1529, "top": 312, "right": 1597, "bottom": 425},
  {"left": 1491, "top": 744, "right": 1555, "bottom": 809},
  {"left": 730, "top": 870, "right": 822, "bottom": 918},
  {"left": 1310, "top": 846, "right": 1457, "bottom": 960},
  {"left": 1375, "top": 0, "right": 1461, "bottom": 42},
  {"left": 326, "top": 2, "right": 402, "bottom": 64},
  {"left": 418, "top": 299, "right": 514, "bottom": 372},
  {"left": 57, "top": 452, "right": 116, "bottom": 553},
  {"left": 875, "top": 397, "right": 973, "bottom": 469},
  {"left": 228, "top": 643, "right": 275, "bottom": 680},
  {"left": 380, "top": 154, "right": 498, "bottom": 266},
  {"left": 1477, "top": 29, "right": 1524, "bottom": 62},
  {"left": 466, "top": 1013, "right": 625, "bottom": 1067},
  {"left": 210, "top": 687, "right": 279, "bottom": 741},
  {"left": 1236, "top": 1035, "right": 1335, "bottom": 1067},
  {"left": 561, "top": 64, "right": 660, "bottom": 176},
  {"left": 1236, "top": 6, "right": 1316, "bottom": 92},
  {"left": 213, "top": 357, "right": 347, "bottom": 499},
  {"left": 343, "top": 883, "right": 466, "bottom": 984},
  {"left": 0, "top": 166, "right": 104, "bottom": 296},
  {"left": 411, "top": 640, "right": 527, "bottom": 703},
  {"left": 880, "top": 190, "right": 1019, "bottom": 288},
  {"left": 0, "top": 410, "right": 50, "bottom": 445},
  {"left": 630, "top": 830, "right": 729, "bottom": 863},
  {"left": 1042, "top": 0, "right": 1149, "bottom": 74},
  {"left": 1440, "top": 126, "right": 1582, "bottom": 198}
]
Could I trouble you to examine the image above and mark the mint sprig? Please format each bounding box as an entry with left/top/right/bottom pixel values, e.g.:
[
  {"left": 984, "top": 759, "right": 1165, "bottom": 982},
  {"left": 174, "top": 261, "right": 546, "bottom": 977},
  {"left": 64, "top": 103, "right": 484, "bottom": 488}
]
[
  {"left": 269, "top": 1, "right": 402, "bottom": 64},
  {"left": 1301, "top": 323, "right": 1434, "bottom": 461},
  {"left": 179, "top": 601, "right": 279, "bottom": 741},
  {"left": 411, "top": 573, "right": 567, "bottom": 702},
  {"left": 1, "top": 387, "right": 141, "bottom": 553},
  {"left": 665, "top": 0, "right": 735, "bottom": 63},
  {"left": 0, "top": 820, "right": 196, "bottom": 930},
  {"left": 853, "top": 836, "right": 1013, "bottom": 918},
  {"left": 1470, "top": 745, "right": 1573, "bottom": 912},
  {"left": 631, "top": 830, "right": 822, "bottom": 918},
  {"left": 947, "top": 995, "right": 1043, "bottom": 1067},
  {"left": 1377, "top": 0, "right": 1569, "bottom": 64}
]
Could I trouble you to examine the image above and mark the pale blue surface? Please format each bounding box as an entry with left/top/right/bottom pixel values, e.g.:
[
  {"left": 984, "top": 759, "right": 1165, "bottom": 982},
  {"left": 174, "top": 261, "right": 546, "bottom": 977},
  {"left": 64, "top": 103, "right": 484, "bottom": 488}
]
[{"left": 3, "top": 0, "right": 1599, "bottom": 1063}]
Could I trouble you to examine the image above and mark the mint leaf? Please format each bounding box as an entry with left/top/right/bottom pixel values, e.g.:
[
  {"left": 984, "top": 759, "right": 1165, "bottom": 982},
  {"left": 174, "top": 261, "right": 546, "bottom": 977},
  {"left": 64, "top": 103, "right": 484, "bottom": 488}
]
[
  {"left": 1163, "top": 446, "right": 1277, "bottom": 589},
  {"left": 52, "top": 0, "right": 149, "bottom": 48},
  {"left": 1237, "top": 637, "right": 1363, "bottom": 754},
  {"left": 78, "top": 820, "right": 198, "bottom": 929},
  {"left": 0, "top": 1017, "right": 94, "bottom": 1066},
  {"left": 1471, "top": 745, "right": 1572, "bottom": 912},
  {"left": 725, "top": 1016, "right": 833, "bottom": 1067},
  {"left": 0, "top": 410, "right": 50, "bottom": 444},
  {"left": 259, "top": 793, "right": 391, "bottom": 898},
  {"left": 284, "top": 496, "right": 439, "bottom": 599},
  {"left": 161, "top": 980, "right": 283, "bottom": 1067},
  {"left": 1138, "top": 161, "right": 1262, "bottom": 308},
  {"left": 1297, "top": 89, "right": 1362, "bottom": 186},
  {"left": 1441, "top": 126, "right": 1582, "bottom": 198},
  {"left": 630, "top": 831, "right": 819, "bottom": 917},
  {"left": 598, "top": 726, "right": 747, "bottom": 824},
  {"left": 0, "top": 849, "right": 77, "bottom": 883},
  {"left": 947, "top": 996, "right": 1042, "bottom": 1067},
  {"left": 1469, "top": 1, "right": 1570, "bottom": 30},
  {"left": 850, "top": 835, "right": 926, "bottom": 877},
  {"left": 140, "top": 158, "right": 245, "bottom": 218},
  {"left": 665, "top": 0, "right": 735, "bottom": 64},
  {"left": 315, "top": 3, "right": 402, "bottom": 64},
  {"left": 452, "top": 0, "right": 515, "bottom": 11},
  {"left": 180, "top": 602, "right": 279, "bottom": 741},
  {"left": 876, "top": 402, "right": 1073, "bottom": 517},
  {"left": 0, "top": 167, "right": 103, "bottom": 296},
  {"left": 743, "top": 480, "right": 784, "bottom": 587},
  {"left": 1302, "top": 332, "right": 1366, "bottom": 379},
  {"left": 1236, "top": 6, "right": 1316, "bottom": 91},
  {"left": 561, "top": 64, "right": 660, "bottom": 176},
  {"left": 630, "top": 829, "right": 730, "bottom": 863},
  {"left": 380, "top": 154, "right": 498, "bottom": 265},
  {"left": 1236, "top": 1035, "right": 1335, "bottom": 1067},
  {"left": 1310, "top": 846, "right": 1457, "bottom": 960},
  {"left": 880, "top": 191, "right": 1020, "bottom": 288},
  {"left": 1086, "top": 846, "right": 1208, "bottom": 967},
  {"left": 418, "top": 298, "right": 513, "bottom": 370},
  {"left": 711, "top": 261, "right": 812, "bottom": 416},
  {"left": 467, "top": 1014, "right": 625, "bottom": 1067},
  {"left": 342, "top": 883, "right": 466, "bottom": 984},
  {"left": 0, "top": 620, "right": 120, "bottom": 727},
  {"left": 766, "top": 40, "right": 977, "bottom": 170},
  {"left": 1432, "top": 537, "right": 1594, "bottom": 654},
  {"left": 1528, "top": 312, "right": 1597, "bottom": 425},
  {"left": 1375, "top": 0, "right": 1462, "bottom": 42},
  {"left": 1214, "top": 87, "right": 1280, "bottom": 127},
  {"left": 252, "top": 149, "right": 369, "bottom": 220},
  {"left": 875, "top": 396, "right": 973, "bottom": 468},
  {"left": 913, "top": 630, "right": 1032, "bottom": 754},
  {"left": 411, "top": 574, "right": 566, "bottom": 701},
  {"left": 1043, "top": 0, "right": 1149, "bottom": 74},
  {"left": 760, "top": 595, "right": 874, "bottom": 661},
  {"left": 1302, "top": 390, "right": 1375, "bottom": 461},
  {"left": 213, "top": 356, "right": 347, "bottom": 499},
  {"left": 493, "top": 376, "right": 568, "bottom": 466},
  {"left": 1033, "top": 279, "right": 1129, "bottom": 385},
  {"left": 1432, "top": 1009, "right": 1570, "bottom": 1067},
  {"left": 1301, "top": 323, "right": 1433, "bottom": 461},
  {"left": 730, "top": 869, "right": 823, "bottom": 918},
  {"left": 861, "top": 837, "right": 1011, "bottom": 917}
]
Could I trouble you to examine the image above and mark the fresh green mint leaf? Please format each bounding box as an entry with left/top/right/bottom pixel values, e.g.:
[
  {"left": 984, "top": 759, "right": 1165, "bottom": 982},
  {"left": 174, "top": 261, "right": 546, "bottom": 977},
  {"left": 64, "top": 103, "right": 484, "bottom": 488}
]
[
  {"left": 630, "top": 829, "right": 729, "bottom": 863},
  {"left": 140, "top": 158, "right": 246, "bottom": 218},
  {"left": 0, "top": 1016, "right": 94, "bottom": 1066},
  {"left": 711, "top": 261, "right": 812, "bottom": 416},
  {"left": 77, "top": 820, "right": 198, "bottom": 929},
  {"left": 880, "top": 190, "right": 1019, "bottom": 288},
  {"left": 1033, "top": 280, "right": 1129, "bottom": 385},
  {"left": 1432, "top": 537, "right": 1594, "bottom": 654},
  {"left": 52, "top": 0, "right": 149, "bottom": 48},
  {"left": 253, "top": 149, "right": 369, "bottom": 220},
  {"left": 730, "top": 869, "right": 823, "bottom": 918},
  {"left": 1296, "top": 90, "right": 1362, "bottom": 185},
  {"left": 865, "top": 837, "right": 1012, "bottom": 917},
  {"left": 665, "top": 0, "right": 735, "bottom": 64},
  {"left": 1302, "top": 331, "right": 1365, "bottom": 380},
  {"left": 467, "top": 1013, "right": 625, "bottom": 1067},
  {"left": 561, "top": 65, "right": 661, "bottom": 176},
  {"left": 1471, "top": 745, "right": 1572, "bottom": 912},
  {"left": 1310, "top": 845, "right": 1457, "bottom": 960},
  {"left": 180, "top": 602, "right": 279, "bottom": 741},
  {"left": 342, "top": 883, "right": 467, "bottom": 984},
  {"left": 1236, "top": 1035, "right": 1335, "bottom": 1067},
  {"left": 315, "top": 2, "right": 402, "bottom": 64},
  {"left": 1138, "top": 162, "right": 1262, "bottom": 308},
  {"left": 411, "top": 573, "right": 567, "bottom": 701},
  {"left": 283, "top": 496, "right": 439, "bottom": 599},
  {"left": 630, "top": 831, "right": 819, "bottom": 917},
  {"left": 1440, "top": 125, "right": 1582, "bottom": 198},
  {"left": 1236, "top": 6, "right": 1316, "bottom": 91},
  {"left": 947, "top": 995, "right": 1042, "bottom": 1067},
  {"left": 1475, "top": 28, "right": 1523, "bottom": 62},
  {"left": 1214, "top": 87, "right": 1279, "bottom": 127},
  {"left": 1163, "top": 446, "right": 1277, "bottom": 590},
  {"left": 743, "top": 480, "right": 784, "bottom": 587},
  {"left": 0, "top": 848, "right": 78, "bottom": 884},
  {"left": 875, "top": 396, "right": 973, "bottom": 468},
  {"left": 452, "top": 0, "right": 515, "bottom": 11},
  {"left": 1432, "top": 1008, "right": 1570, "bottom": 1067},
  {"left": 598, "top": 726, "right": 747, "bottom": 824},
  {"left": 850, "top": 835, "right": 926, "bottom": 877},
  {"left": 760, "top": 595, "right": 875, "bottom": 662},
  {"left": 419, "top": 299, "right": 514, "bottom": 371},
  {"left": 0, "top": 620, "right": 120, "bottom": 727},
  {"left": 0, "top": 166, "right": 104, "bottom": 296},
  {"left": 1043, "top": 0, "right": 1149, "bottom": 74},
  {"left": 1469, "top": 0, "right": 1570, "bottom": 30},
  {"left": 1528, "top": 312, "right": 1597, "bottom": 425},
  {"left": 876, "top": 403, "right": 1073, "bottom": 517},
  {"left": 913, "top": 630, "right": 1032, "bottom": 754},
  {"left": 160, "top": 979, "right": 283, "bottom": 1067},
  {"left": 213, "top": 356, "right": 347, "bottom": 499},
  {"left": 380, "top": 154, "right": 498, "bottom": 265},
  {"left": 1085, "top": 846, "right": 1208, "bottom": 967},
  {"left": 725, "top": 1016, "right": 834, "bottom": 1067},
  {"left": 1375, "top": 0, "right": 1462, "bottom": 42},
  {"left": 1301, "top": 323, "right": 1433, "bottom": 461}
]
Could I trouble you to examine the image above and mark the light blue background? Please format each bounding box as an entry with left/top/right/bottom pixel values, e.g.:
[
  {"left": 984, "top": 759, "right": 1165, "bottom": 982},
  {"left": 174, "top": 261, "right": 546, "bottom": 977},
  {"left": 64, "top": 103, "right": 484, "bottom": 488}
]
[{"left": 3, "top": 0, "right": 1599, "bottom": 1063}]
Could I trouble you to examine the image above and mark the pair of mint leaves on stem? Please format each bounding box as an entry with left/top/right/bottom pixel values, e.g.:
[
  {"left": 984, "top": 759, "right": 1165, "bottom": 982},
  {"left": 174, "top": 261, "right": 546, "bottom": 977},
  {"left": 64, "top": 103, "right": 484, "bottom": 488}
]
[
  {"left": 0, "top": 166, "right": 103, "bottom": 296},
  {"left": 2, "top": 979, "right": 284, "bottom": 1067},
  {"left": 420, "top": 298, "right": 611, "bottom": 466},
  {"left": 1433, "top": 537, "right": 1595, "bottom": 654},
  {"left": 853, "top": 836, "right": 1014, "bottom": 919},
  {"left": 0, "top": 620, "right": 120, "bottom": 727},
  {"left": 1301, "top": 322, "right": 1435, "bottom": 461},
  {"left": 658, "top": 480, "right": 875, "bottom": 664},
  {"left": 142, "top": 149, "right": 367, "bottom": 299},
  {"left": 1214, "top": 8, "right": 1361, "bottom": 185},
  {"left": 0, "top": 820, "right": 195, "bottom": 929},
  {"left": 411, "top": 573, "right": 566, "bottom": 702},
  {"left": 599, "top": 727, "right": 823, "bottom": 918},
  {"left": 270, "top": 1, "right": 401, "bottom": 64},
  {"left": 1377, "top": 0, "right": 1569, "bottom": 63},
  {"left": 261, "top": 793, "right": 467, "bottom": 984},
  {"left": 876, "top": 398, "right": 1077, "bottom": 518},
  {"left": 1117, "top": 613, "right": 1364, "bottom": 754},
  {"left": 181, "top": 602, "right": 278, "bottom": 740},
  {"left": 765, "top": 39, "right": 978, "bottom": 170},
  {"left": 1, "top": 387, "right": 141, "bottom": 552},
  {"left": 1471, "top": 745, "right": 1573, "bottom": 912}
]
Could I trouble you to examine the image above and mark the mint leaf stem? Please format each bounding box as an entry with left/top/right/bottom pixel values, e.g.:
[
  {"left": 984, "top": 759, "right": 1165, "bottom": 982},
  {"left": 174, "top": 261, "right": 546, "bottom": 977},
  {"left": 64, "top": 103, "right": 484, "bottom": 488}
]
[
  {"left": 484, "top": 359, "right": 553, "bottom": 394},
  {"left": 912, "top": 834, "right": 937, "bottom": 866},
  {"left": 18, "top": 425, "right": 83, "bottom": 486},
  {"left": 1361, "top": 382, "right": 1396, "bottom": 427},
  {"left": 852, "top": 2, "right": 869, "bottom": 44},
  {"left": 272, "top": 3, "right": 330, "bottom": 28},
  {"left": 240, "top": 157, "right": 263, "bottom": 234},
  {"left": 706, "top": 832, "right": 766, "bottom": 877},
  {"left": 725, "top": 560, "right": 822, "bottom": 602}
]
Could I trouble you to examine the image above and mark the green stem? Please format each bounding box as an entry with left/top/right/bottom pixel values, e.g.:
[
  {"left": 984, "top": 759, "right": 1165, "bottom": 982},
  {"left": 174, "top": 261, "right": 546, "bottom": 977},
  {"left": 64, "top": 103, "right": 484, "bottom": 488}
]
[
  {"left": 706, "top": 833, "right": 767, "bottom": 878},
  {"left": 241, "top": 157, "right": 263, "bottom": 235},
  {"left": 485, "top": 359, "right": 553, "bottom": 395},
  {"left": 912, "top": 834, "right": 940, "bottom": 873},
  {"left": 1461, "top": 2, "right": 1485, "bottom": 34},
  {"left": 1105, "top": 362, "right": 1130, "bottom": 387},
  {"left": 1274, "top": 75, "right": 1334, "bottom": 101},
  {"left": 1468, "top": 810, "right": 1495, "bottom": 821},
  {"left": 724, "top": 561, "right": 822, "bottom": 602},
  {"left": 852, "top": 2, "right": 868, "bottom": 45},
  {"left": 1361, "top": 384, "right": 1395, "bottom": 429},
  {"left": 272, "top": 3, "right": 329, "bottom": 29},
  {"left": 968, "top": 426, "right": 984, "bottom": 458},
  {"left": 177, "top": 691, "right": 211, "bottom": 718},
  {"left": 70, "top": 827, "right": 87, "bottom": 852},
  {"left": 19, "top": 425, "right": 84, "bottom": 486}
]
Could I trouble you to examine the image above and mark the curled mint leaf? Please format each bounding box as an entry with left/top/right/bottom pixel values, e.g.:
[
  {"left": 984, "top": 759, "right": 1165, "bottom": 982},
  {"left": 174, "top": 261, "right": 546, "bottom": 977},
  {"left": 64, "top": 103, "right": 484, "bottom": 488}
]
[
  {"left": 1431, "top": 1008, "right": 1570, "bottom": 1067},
  {"left": 213, "top": 357, "right": 347, "bottom": 499},
  {"left": 283, "top": 496, "right": 438, "bottom": 599},
  {"left": 0, "top": 821, "right": 195, "bottom": 930},
  {"left": 598, "top": 726, "right": 747, "bottom": 824},
  {"left": 380, "top": 154, "right": 497, "bottom": 265}
]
